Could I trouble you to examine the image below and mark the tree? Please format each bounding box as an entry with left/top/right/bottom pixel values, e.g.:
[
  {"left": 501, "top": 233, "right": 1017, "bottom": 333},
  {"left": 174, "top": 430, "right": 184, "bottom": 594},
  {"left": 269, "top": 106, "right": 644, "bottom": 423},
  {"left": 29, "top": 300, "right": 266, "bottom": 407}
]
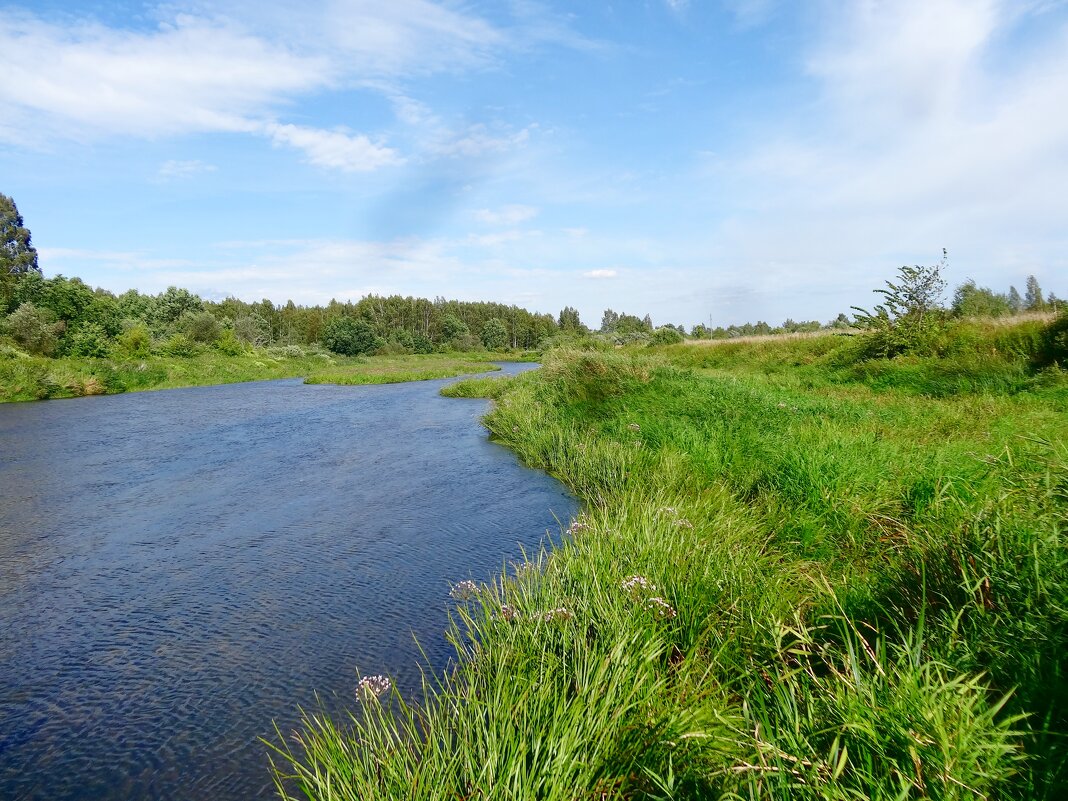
[
  {"left": 1025, "top": 275, "right": 1047, "bottom": 311},
  {"left": 233, "top": 313, "right": 271, "bottom": 347},
  {"left": 600, "top": 309, "right": 619, "bottom": 333},
  {"left": 952, "top": 280, "right": 1010, "bottom": 318},
  {"left": 441, "top": 312, "right": 469, "bottom": 342},
  {"left": 480, "top": 318, "right": 508, "bottom": 350},
  {"left": 852, "top": 250, "right": 949, "bottom": 357},
  {"left": 558, "top": 306, "right": 583, "bottom": 332},
  {"left": 1007, "top": 286, "right": 1023, "bottom": 314},
  {"left": 1, "top": 193, "right": 40, "bottom": 277},
  {"left": 322, "top": 316, "right": 381, "bottom": 356},
  {"left": 154, "top": 286, "right": 204, "bottom": 328},
  {"left": 691, "top": 323, "right": 710, "bottom": 339}
]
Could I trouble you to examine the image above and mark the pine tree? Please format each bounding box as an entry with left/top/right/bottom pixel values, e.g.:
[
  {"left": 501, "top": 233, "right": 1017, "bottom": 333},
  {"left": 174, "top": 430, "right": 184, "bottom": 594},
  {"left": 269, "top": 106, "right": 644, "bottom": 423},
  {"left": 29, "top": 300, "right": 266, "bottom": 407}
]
[{"left": 1024, "top": 275, "right": 1047, "bottom": 311}]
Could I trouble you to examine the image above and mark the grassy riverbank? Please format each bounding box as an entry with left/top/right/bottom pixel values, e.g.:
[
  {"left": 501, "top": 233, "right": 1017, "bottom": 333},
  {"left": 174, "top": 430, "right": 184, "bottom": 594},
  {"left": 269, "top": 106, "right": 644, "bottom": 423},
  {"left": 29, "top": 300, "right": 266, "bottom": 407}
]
[
  {"left": 0, "top": 350, "right": 523, "bottom": 402},
  {"left": 272, "top": 317, "right": 1067, "bottom": 800}
]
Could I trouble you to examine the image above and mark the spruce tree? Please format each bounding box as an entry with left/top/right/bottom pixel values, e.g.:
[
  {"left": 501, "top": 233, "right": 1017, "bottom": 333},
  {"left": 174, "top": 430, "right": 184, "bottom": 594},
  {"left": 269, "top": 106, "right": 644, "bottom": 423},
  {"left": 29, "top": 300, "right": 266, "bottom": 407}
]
[{"left": 1025, "top": 275, "right": 1047, "bottom": 311}]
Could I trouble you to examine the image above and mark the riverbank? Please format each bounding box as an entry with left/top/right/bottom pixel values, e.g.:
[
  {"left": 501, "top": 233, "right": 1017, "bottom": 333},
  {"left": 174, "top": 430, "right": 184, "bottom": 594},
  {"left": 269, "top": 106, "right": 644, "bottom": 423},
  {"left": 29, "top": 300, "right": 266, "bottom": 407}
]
[
  {"left": 0, "top": 350, "right": 531, "bottom": 402},
  {"left": 272, "top": 321, "right": 1067, "bottom": 800}
]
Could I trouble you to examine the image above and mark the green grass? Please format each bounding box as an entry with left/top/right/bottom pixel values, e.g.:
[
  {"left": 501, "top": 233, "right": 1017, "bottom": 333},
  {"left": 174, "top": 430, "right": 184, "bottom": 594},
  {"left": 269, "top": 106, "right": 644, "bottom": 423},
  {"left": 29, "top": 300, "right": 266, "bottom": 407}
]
[
  {"left": 271, "top": 324, "right": 1068, "bottom": 800},
  {"left": 0, "top": 350, "right": 521, "bottom": 402}
]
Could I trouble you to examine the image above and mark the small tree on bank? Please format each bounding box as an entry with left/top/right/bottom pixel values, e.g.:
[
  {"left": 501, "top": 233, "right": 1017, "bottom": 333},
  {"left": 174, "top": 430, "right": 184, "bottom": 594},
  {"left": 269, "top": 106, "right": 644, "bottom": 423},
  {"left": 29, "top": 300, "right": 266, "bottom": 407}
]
[{"left": 852, "top": 250, "right": 949, "bottom": 358}]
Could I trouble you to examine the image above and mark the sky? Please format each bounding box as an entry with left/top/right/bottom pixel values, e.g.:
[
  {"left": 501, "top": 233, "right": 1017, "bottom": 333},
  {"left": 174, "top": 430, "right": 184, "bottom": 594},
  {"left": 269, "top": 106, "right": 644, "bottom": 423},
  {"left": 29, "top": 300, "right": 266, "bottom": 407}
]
[{"left": 2, "top": 0, "right": 1067, "bottom": 329}]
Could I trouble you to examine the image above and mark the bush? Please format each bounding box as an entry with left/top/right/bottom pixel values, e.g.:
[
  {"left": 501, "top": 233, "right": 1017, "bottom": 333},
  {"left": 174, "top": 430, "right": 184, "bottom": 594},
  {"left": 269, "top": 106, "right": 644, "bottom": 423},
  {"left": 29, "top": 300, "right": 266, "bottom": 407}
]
[
  {"left": 322, "top": 317, "right": 382, "bottom": 356},
  {"left": 450, "top": 332, "right": 484, "bottom": 352},
  {"left": 853, "top": 252, "right": 949, "bottom": 358},
  {"left": 65, "top": 322, "right": 112, "bottom": 358},
  {"left": 159, "top": 333, "right": 202, "bottom": 357},
  {"left": 266, "top": 344, "right": 306, "bottom": 358},
  {"left": 213, "top": 329, "right": 247, "bottom": 356},
  {"left": 651, "top": 326, "right": 683, "bottom": 346},
  {"left": 1036, "top": 311, "right": 1068, "bottom": 368},
  {"left": 4, "top": 302, "right": 60, "bottom": 356},
  {"left": 116, "top": 323, "right": 152, "bottom": 357},
  {"left": 176, "top": 310, "right": 223, "bottom": 343}
]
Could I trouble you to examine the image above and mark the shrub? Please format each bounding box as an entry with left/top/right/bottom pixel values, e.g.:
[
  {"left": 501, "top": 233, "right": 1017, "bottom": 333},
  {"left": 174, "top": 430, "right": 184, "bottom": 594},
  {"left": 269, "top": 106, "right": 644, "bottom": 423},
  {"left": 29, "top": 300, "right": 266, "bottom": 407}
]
[
  {"left": 1036, "top": 311, "right": 1068, "bottom": 368},
  {"left": 213, "top": 329, "right": 247, "bottom": 356},
  {"left": 65, "top": 322, "right": 112, "bottom": 358},
  {"left": 651, "top": 326, "right": 683, "bottom": 346},
  {"left": 116, "top": 323, "right": 152, "bottom": 357},
  {"left": 4, "top": 301, "right": 60, "bottom": 356},
  {"left": 177, "top": 310, "right": 223, "bottom": 343},
  {"left": 159, "top": 333, "right": 202, "bottom": 357},
  {"left": 853, "top": 251, "right": 949, "bottom": 358},
  {"left": 322, "top": 316, "right": 382, "bottom": 356}
]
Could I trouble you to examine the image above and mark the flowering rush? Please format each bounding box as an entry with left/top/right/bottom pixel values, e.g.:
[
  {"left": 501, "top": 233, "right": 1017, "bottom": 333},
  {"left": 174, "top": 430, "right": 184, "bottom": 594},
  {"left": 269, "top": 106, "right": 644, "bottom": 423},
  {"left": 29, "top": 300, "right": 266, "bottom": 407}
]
[
  {"left": 356, "top": 674, "right": 392, "bottom": 700},
  {"left": 542, "top": 607, "right": 574, "bottom": 622},
  {"left": 449, "top": 579, "right": 479, "bottom": 600},
  {"left": 621, "top": 575, "right": 657, "bottom": 594},
  {"left": 646, "top": 597, "right": 678, "bottom": 619}
]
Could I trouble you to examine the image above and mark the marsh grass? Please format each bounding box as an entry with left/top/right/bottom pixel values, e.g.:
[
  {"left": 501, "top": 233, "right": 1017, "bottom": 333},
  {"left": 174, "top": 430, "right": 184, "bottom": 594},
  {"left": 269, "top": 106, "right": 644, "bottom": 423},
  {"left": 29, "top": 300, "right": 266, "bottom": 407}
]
[
  {"left": 0, "top": 351, "right": 520, "bottom": 402},
  {"left": 272, "top": 322, "right": 1066, "bottom": 799}
]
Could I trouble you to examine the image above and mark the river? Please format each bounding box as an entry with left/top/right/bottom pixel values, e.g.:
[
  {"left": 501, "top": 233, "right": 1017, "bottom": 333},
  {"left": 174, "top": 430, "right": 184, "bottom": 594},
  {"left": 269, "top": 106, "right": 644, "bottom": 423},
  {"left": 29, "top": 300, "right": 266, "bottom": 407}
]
[{"left": 0, "top": 364, "right": 576, "bottom": 800}]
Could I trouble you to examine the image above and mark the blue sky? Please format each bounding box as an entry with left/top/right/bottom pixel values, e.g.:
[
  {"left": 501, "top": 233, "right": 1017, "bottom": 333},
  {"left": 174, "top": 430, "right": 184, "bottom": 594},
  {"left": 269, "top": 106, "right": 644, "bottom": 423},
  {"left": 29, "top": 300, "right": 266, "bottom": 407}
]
[{"left": 2, "top": 0, "right": 1066, "bottom": 328}]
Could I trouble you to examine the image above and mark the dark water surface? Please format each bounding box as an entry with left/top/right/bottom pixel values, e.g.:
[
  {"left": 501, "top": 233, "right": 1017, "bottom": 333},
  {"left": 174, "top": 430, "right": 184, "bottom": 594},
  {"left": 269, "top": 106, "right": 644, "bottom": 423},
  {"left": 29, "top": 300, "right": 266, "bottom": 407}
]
[{"left": 0, "top": 364, "right": 576, "bottom": 801}]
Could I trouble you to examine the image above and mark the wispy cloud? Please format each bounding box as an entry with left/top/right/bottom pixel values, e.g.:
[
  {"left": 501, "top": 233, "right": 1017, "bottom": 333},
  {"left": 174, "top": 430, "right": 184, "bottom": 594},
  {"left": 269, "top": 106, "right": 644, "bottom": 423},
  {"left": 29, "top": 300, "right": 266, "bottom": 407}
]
[
  {"left": 0, "top": 11, "right": 326, "bottom": 143},
  {"left": 700, "top": 0, "right": 1068, "bottom": 301},
  {"left": 156, "top": 159, "right": 217, "bottom": 181},
  {"left": 583, "top": 269, "right": 618, "bottom": 279},
  {"left": 474, "top": 205, "right": 539, "bottom": 225},
  {"left": 264, "top": 123, "right": 402, "bottom": 172}
]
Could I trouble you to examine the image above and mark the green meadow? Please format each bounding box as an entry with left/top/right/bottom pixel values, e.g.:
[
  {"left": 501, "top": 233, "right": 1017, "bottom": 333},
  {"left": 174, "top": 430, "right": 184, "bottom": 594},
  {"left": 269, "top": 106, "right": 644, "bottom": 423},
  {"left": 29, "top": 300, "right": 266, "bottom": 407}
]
[{"left": 272, "top": 315, "right": 1068, "bottom": 800}]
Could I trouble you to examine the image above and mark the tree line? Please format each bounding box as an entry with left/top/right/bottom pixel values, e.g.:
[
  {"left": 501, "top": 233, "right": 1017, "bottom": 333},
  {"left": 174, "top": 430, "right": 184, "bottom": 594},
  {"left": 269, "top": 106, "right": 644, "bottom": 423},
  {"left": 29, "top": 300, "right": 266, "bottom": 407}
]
[{"left": 2, "top": 193, "right": 1063, "bottom": 359}]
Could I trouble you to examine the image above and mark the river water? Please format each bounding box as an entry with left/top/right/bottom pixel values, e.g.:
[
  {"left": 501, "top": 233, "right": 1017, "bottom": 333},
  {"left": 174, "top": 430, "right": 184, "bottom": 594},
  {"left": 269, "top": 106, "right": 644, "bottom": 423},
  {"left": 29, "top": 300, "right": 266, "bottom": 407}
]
[{"left": 0, "top": 364, "right": 576, "bottom": 801}]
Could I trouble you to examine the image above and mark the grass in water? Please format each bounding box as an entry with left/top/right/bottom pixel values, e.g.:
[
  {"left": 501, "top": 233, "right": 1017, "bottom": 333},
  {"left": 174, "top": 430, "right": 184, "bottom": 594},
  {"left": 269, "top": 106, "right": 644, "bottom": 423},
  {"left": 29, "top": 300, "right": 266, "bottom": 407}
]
[
  {"left": 270, "top": 320, "right": 1066, "bottom": 800},
  {"left": 0, "top": 351, "right": 517, "bottom": 402}
]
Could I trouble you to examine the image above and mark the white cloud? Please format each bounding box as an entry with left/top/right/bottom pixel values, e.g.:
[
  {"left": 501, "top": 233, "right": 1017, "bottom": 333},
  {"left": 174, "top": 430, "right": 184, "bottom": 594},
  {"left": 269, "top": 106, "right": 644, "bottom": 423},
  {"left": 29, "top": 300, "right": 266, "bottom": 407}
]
[
  {"left": 474, "top": 205, "right": 539, "bottom": 225},
  {"left": 156, "top": 159, "right": 217, "bottom": 180},
  {"left": 583, "top": 269, "right": 618, "bottom": 279},
  {"left": 0, "top": 12, "right": 327, "bottom": 143},
  {"left": 697, "top": 0, "right": 1068, "bottom": 309},
  {"left": 264, "top": 123, "right": 403, "bottom": 172}
]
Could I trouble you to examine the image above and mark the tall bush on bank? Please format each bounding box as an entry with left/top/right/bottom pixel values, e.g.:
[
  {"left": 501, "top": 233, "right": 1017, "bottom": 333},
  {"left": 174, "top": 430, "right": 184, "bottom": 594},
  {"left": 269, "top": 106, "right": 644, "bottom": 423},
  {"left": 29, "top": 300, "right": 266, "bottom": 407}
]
[
  {"left": 852, "top": 251, "right": 949, "bottom": 358},
  {"left": 322, "top": 316, "right": 382, "bottom": 356},
  {"left": 4, "top": 302, "right": 60, "bottom": 355}
]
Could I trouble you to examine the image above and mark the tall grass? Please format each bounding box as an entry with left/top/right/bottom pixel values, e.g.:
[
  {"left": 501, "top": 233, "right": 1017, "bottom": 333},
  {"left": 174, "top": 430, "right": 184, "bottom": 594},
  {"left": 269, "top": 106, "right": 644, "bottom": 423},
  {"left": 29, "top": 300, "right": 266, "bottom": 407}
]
[
  {"left": 271, "top": 325, "right": 1065, "bottom": 799},
  {"left": 0, "top": 351, "right": 515, "bottom": 402}
]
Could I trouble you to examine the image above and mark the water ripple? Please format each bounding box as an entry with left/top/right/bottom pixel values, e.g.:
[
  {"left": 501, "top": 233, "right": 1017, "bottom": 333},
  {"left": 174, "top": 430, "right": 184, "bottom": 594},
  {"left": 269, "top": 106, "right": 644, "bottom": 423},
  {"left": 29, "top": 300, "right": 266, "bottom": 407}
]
[{"left": 0, "top": 366, "right": 575, "bottom": 801}]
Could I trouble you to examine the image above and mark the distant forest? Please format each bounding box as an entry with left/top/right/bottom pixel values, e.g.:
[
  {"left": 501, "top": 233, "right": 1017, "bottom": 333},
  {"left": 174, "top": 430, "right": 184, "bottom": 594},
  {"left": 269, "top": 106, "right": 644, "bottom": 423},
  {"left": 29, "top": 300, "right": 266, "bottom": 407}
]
[{"left": 1, "top": 192, "right": 1063, "bottom": 360}]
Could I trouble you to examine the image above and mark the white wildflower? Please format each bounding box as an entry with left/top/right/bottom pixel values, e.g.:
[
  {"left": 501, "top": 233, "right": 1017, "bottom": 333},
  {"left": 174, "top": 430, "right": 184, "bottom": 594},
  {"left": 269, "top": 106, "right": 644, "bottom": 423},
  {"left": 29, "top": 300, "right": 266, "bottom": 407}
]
[
  {"left": 356, "top": 674, "right": 392, "bottom": 700},
  {"left": 449, "top": 579, "right": 479, "bottom": 600},
  {"left": 621, "top": 575, "right": 657, "bottom": 594},
  {"left": 646, "top": 597, "right": 677, "bottom": 619}
]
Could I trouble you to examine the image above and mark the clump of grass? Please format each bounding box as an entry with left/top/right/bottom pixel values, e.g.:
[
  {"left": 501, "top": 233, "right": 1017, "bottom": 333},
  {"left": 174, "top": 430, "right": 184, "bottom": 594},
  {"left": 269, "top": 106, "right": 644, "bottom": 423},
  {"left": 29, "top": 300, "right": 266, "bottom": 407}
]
[{"left": 439, "top": 374, "right": 514, "bottom": 399}]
